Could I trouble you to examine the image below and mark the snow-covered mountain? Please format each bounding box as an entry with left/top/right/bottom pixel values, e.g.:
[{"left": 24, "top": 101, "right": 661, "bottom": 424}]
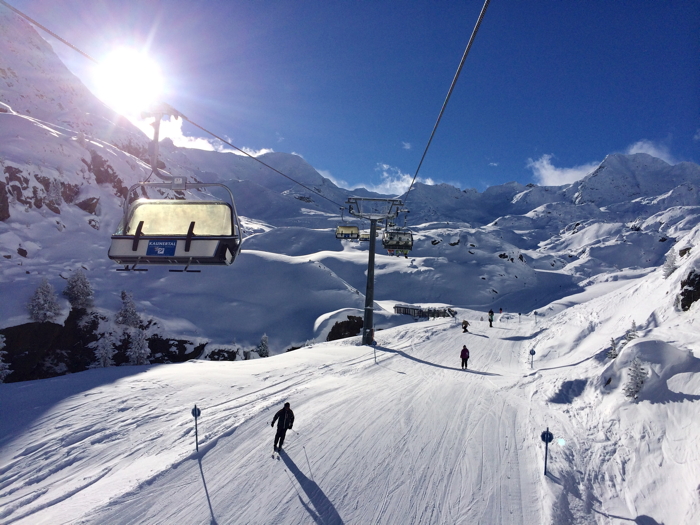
[
  {"left": 1, "top": 237, "right": 699, "bottom": 524},
  {"left": 2, "top": 4, "right": 700, "bottom": 353},
  {"left": 1, "top": 5, "right": 700, "bottom": 524}
]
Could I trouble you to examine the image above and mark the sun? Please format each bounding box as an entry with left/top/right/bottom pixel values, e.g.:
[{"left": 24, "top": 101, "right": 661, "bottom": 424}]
[{"left": 94, "top": 48, "right": 164, "bottom": 116}]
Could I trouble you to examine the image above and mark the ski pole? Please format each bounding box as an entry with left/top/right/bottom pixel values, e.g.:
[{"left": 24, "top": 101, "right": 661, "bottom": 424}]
[{"left": 303, "top": 445, "right": 315, "bottom": 481}]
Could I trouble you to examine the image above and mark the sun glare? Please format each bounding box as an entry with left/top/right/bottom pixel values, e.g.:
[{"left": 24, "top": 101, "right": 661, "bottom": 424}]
[{"left": 94, "top": 48, "right": 164, "bottom": 116}]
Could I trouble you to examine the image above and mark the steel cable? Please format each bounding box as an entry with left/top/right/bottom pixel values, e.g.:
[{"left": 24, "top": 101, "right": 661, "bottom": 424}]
[
  {"left": 402, "top": 0, "right": 492, "bottom": 210},
  {"left": 0, "top": 0, "right": 345, "bottom": 210}
]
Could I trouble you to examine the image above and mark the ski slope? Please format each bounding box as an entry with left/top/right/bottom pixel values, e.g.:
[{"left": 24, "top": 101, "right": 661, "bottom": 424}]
[
  {"left": 1, "top": 313, "right": 545, "bottom": 524},
  {"left": 2, "top": 251, "right": 698, "bottom": 524}
]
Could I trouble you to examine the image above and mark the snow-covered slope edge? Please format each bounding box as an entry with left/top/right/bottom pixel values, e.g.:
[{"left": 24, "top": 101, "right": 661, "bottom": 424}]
[{"left": 525, "top": 224, "right": 700, "bottom": 523}]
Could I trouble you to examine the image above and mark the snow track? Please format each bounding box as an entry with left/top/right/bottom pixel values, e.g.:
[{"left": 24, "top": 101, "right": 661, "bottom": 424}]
[
  {"left": 1, "top": 316, "right": 549, "bottom": 524},
  {"left": 2, "top": 264, "right": 699, "bottom": 525}
]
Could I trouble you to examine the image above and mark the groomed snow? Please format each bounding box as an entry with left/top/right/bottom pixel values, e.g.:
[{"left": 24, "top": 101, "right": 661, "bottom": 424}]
[{"left": 1, "top": 249, "right": 698, "bottom": 524}]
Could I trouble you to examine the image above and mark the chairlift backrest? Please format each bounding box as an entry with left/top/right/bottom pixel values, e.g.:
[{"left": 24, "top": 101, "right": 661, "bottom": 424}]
[
  {"left": 336, "top": 225, "right": 360, "bottom": 239},
  {"left": 382, "top": 228, "right": 413, "bottom": 251},
  {"left": 123, "top": 200, "right": 233, "bottom": 236}
]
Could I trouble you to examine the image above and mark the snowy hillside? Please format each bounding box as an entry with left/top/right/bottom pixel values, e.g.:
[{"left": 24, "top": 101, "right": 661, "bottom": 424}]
[
  {"left": 2, "top": 4, "right": 700, "bottom": 354},
  {"left": 1, "top": 237, "right": 699, "bottom": 523},
  {"left": 1, "top": 4, "right": 700, "bottom": 524}
]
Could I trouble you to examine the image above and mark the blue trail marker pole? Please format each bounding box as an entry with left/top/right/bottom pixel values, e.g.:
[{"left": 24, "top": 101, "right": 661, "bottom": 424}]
[
  {"left": 192, "top": 404, "right": 201, "bottom": 452},
  {"left": 541, "top": 427, "right": 554, "bottom": 475},
  {"left": 530, "top": 349, "right": 536, "bottom": 369}
]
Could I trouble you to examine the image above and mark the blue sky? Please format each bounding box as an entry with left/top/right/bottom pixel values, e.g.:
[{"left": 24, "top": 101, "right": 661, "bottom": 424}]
[{"left": 10, "top": 0, "right": 700, "bottom": 193}]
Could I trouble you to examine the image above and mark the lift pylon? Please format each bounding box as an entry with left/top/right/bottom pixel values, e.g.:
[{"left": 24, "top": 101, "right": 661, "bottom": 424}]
[{"left": 345, "top": 198, "right": 406, "bottom": 345}]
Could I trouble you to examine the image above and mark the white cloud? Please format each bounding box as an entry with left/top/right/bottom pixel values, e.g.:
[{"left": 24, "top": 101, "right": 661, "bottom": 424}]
[
  {"left": 625, "top": 139, "right": 676, "bottom": 164},
  {"left": 527, "top": 154, "right": 599, "bottom": 186},
  {"left": 402, "top": 142, "right": 412, "bottom": 150},
  {"left": 318, "top": 169, "right": 350, "bottom": 189},
  {"left": 131, "top": 116, "right": 273, "bottom": 156},
  {"left": 133, "top": 116, "right": 216, "bottom": 151},
  {"left": 360, "top": 163, "right": 434, "bottom": 196},
  {"left": 694, "top": 129, "right": 700, "bottom": 142},
  {"left": 239, "top": 147, "right": 275, "bottom": 157},
  {"left": 489, "top": 162, "right": 498, "bottom": 167}
]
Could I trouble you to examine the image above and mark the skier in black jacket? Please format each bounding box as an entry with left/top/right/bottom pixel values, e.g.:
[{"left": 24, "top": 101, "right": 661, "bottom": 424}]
[{"left": 271, "top": 402, "right": 295, "bottom": 452}]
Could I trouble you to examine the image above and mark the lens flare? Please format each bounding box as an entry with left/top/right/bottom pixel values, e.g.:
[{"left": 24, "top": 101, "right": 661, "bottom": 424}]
[{"left": 94, "top": 48, "right": 163, "bottom": 116}]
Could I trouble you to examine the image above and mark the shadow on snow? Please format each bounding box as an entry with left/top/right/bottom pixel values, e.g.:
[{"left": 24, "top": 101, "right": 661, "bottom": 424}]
[
  {"left": 375, "top": 345, "right": 501, "bottom": 377},
  {"left": 281, "top": 450, "right": 344, "bottom": 525}
]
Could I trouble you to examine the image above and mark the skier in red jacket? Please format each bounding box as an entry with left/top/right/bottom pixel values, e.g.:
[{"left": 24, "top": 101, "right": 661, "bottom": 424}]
[{"left": 460, "top": 345, "right": 470, "bottom": 369}]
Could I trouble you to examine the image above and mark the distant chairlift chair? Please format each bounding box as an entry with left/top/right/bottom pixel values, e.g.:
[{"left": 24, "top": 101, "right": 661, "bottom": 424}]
[
  {"left": 335, "top": 225, "right": 360, "bottom": 240},
  {"left": 382, "top": 228, "right": 413, "bottom": 257}
]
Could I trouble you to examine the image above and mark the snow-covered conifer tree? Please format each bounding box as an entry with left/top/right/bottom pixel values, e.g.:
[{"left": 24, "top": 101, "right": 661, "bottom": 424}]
[
  {"left": 27, "top": 278, "right": 62, "bottom": 322},
  {"left": 626, "top": 321, "right": 638, "bottom": 342},
  {"left": 623, "top": 357, "right": 647, "bottom": 399},
  {"left": 63, "top": 269, "right": 94, "bottom": 310},
  {"left": 0, "top": 335, "right": 11, "bottom": 383},
  {"left": 126, "top": 329, "right": 150, "bottom": 365},
  {"left": 115, "top": 291, "right": 140, "bottom": 328},
  {"left": 92, "top": 332, "right": 116, "bottom": 367},
  {"left": 607, "top": 337, "right": 618, "bottom": 359},
  {"left": 47, "top": 178, "right": 63, "bottom": 206},
  {"left": 257, "top": 334, "right": 269, "bottom": 357},
  {"left": 663, "top": 250, "right": 678, "bottom": 278}
]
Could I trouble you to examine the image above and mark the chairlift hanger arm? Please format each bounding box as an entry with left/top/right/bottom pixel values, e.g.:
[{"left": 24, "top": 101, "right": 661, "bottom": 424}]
[{"left": 345, "top": 197, "right": 405, "bottom": 221}]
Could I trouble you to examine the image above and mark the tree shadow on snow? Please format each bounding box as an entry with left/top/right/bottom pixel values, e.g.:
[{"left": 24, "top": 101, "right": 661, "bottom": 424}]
[
  {"left": 0, "top": 365, "right": 161, "bottom": 449},
  {"left": 375, "top": 346, "right": 501, "bottom": 376},
  {"left": 280, "top": 450, "right": 344, "bottom": 525}
]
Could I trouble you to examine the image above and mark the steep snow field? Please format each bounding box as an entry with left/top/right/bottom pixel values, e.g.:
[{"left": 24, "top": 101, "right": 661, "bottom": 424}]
[{"left": 1, "top": 247, "right": 698, "bottom": 524}]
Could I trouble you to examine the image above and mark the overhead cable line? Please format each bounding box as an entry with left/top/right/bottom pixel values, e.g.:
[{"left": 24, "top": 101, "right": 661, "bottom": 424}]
[
  {"left": 402, "top": 0, "right": 491, "bottom": 209},
  {"left": 0, "top": 0, "right": 99, "bottom": 64},
  {"left": 182, "top": 117, "right": 344, "bottom": 209},
  {"left": 0, "top": 0, "right": 345, "bottom": 210}
]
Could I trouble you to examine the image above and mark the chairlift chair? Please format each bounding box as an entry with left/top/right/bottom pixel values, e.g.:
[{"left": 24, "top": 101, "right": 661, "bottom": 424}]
[
  {"left": 109, "top": 182, "right": 242, "bottom": 271},
  {"left": 108, "top": 106, "right": 243, "bottom": 272},
  {"left": 382, "top": 228, "right": 413, "bottom": 256},
  {"left": 335, "top": 225, "right": 360, "bottom": 240}
]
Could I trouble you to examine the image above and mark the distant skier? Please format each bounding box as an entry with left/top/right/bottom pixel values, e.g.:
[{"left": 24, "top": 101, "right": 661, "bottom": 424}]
[
  {"left": 461, "top": 319, "right": 470, "bottom": 333},
  {"left": 460, "top": 345, "right": 470, "bottom": 369},
  {"left": 488, "top": 309, "right": 494, "bottom": 327},
  {"left": 271, "top": 402, "right": 295, "bottom": 452}
]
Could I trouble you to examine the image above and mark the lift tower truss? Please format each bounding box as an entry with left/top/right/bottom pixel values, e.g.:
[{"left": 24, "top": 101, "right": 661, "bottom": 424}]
[{"left": 346, "top": 198, "right": 406, "bottom": 345}]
